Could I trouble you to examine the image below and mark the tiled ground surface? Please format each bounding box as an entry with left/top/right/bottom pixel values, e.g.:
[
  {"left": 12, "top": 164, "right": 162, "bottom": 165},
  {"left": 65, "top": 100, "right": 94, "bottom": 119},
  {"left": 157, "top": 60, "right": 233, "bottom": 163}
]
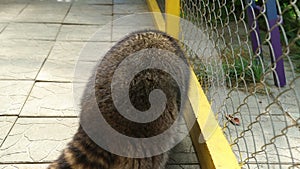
[
  {"left": 209, "top": 77, "right": 300, "bottom": 168},
  {"left": 0, "top": 0, "right": 201, "bottom": 168}
]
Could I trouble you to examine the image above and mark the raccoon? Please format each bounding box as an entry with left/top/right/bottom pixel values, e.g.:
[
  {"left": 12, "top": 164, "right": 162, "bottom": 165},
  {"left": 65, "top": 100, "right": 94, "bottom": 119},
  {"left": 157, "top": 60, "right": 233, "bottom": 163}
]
[{"left": 48, "top": 30, "right": 187, "bottom": 169}]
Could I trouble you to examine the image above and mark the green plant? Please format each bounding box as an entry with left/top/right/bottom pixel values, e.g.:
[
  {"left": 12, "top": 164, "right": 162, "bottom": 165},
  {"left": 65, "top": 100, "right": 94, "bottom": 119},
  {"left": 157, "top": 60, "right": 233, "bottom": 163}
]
[
  {"left": 189, "top": 58, "right": 212, "bottom": 92},
  {"left": 180, "top": 43, "right": 212, "bottom": 91},
  {"left": 223, "top": 54, "right": 264, "bottom": 86},
  {"left": 290, "top": 45, "right": 300, "bottom": 73},
  {"left": 281, "top": 1, "right": 300, "bottom": 46}
]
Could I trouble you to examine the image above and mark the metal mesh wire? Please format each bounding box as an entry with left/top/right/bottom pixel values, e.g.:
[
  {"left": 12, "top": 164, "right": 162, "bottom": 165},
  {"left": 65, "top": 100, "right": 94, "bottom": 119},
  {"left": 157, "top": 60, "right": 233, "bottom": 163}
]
[{"left": 179, "top": 0, "right": 300, "bottom": 168}]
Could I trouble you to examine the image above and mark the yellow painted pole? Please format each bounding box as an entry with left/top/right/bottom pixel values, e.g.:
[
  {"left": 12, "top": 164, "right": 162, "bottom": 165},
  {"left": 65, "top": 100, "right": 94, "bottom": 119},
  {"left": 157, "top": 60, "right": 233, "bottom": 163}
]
[
  {"left": 188, "top": 69, "right": 241, "bottom": 169},
  {"left": 146, "top": 0, "right": 165, "bottom": 31},
  {"left": 165, "top": 0, "right": 180, "bottom": 38},
  {"left": 147, "top": 1, "right": 241, "bottom": 168}
]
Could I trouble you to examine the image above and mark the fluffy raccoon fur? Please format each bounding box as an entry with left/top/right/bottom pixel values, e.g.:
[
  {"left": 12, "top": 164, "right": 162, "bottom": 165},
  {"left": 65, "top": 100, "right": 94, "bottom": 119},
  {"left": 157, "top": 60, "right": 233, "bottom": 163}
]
[{"left": 48, "top": 30, "right": 187, "bottom": 169}]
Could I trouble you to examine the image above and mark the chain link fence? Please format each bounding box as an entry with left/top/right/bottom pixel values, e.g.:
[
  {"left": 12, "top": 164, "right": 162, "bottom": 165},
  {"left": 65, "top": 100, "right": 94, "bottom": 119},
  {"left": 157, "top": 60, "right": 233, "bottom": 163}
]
[{"left": 178, "top": 0, "right": 300, "bottom": 168}]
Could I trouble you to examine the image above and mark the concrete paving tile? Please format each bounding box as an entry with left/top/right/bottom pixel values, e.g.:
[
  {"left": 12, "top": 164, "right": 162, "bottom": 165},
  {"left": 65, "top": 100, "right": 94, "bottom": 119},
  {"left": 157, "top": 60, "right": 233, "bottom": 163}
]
[
  {"left": 0, "top": 164, "right": 50, "bottom": 169},
  {"left": 64, "top": 13, "right": 112, "bottom": 25},
  {"left": 70, "top": 3, "right": 112, "bottom": 14},
  {"left": 112, "top": 25, "right": 156, "bottom": 41},
  {"left": 243, "top": 163, "right": 298, "bottom": 169},
  {"left": 89, "top": 23, "right": 112, "bottom": 41},
  {"left": 0, "top": 0, "right": 29, "bottom": 3},
  {"left": 0, "top": 23, "right": 60, "bottom": 40},
  {"left": 113, "top": 4, "right": 149, "bottom": 14},
  {"left": 228, "top": 115, "right": 300, "bottom": 164},
  {"left": 37, "top": 59, "right": 96, "bottom": 82},
  {"left": 113, "top": 14, "right": 155, "bottom": 26},
  {"left": 229, "top": 114, "right": 296, "bottom": 141},
  {"left": 0, "top": 39, "right": 53, "bottom": 58},
  {"left": 75, "top": 0, "right": 113, "bottom": 4},
  {"left": 64, "top": 4, "right": 112, "bottom": 24},
  {"left": 218, "top": 89, "right": 271, "bottom": 123},
  {"left": 168, "top": 152, "right": 199, "bottom": 164},
  {"left": 0, "top": 118, "right": 78, "bottom": 162},
  {"left": 0, "top": 55, "right": 43, "bottom": 80},
  {"left": 0, "top": 81, "right": 34, "bottom": 115},
  {"left": 79, "top": 41, "right": 114, "bottom": 61},
  {"left": 15, "top": 2, "right": 71, "bottom": 23},
  {"left": 263, "top": 126, "right": 300, "bottom": 164},
  {"left": 48, "top": 41, "right": 114, "bottom": 62},
  {"left": 57, "top": 25, "right": 111, "bottom": 41},
  {"left": 275, "top": 77, "right": 300, "bottom": 121},
  {"left": 268, "top": 134, "right": 300, "bottom": 164},
  {"left": 170, "top": 136, "right": 195, "bottom": 153},
  {"left": 166, "top": 165, "right": 201, "bottom": 169},
  {"left": 114, "top": 0, "right": 146, "bottom": 4},
  {"left": 2, "top": 0, "right": 61, "bottom": 2},
  {"left": 0, "top": 4, "right": 27, "bottom": 22},
  {"left": 20, "top": 82, "right": 77, "bottom": 116},
  {"left": 47, "top": 41, "right": 84, "bottom": 61},
  {"left": 0, "top": 40, "right": 53, "bottom": 79},
  {"left": 30, "top": 0, "right": 61, "bottom": 2},
  {"left": 0, "top": 23, "right": 7, "bottom": 33},
  {"left": 0, "top": 116, "right": 17, "bottom": 145},
  {"left": 224, "top": 102, "right": 283, "bottom": 131}
]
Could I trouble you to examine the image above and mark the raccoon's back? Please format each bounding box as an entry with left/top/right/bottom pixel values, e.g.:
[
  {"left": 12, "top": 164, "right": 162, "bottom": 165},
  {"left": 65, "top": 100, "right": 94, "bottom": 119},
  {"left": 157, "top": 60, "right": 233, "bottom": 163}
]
[{"left": 48, "top": 30, "right": 186, "bottom": 169}]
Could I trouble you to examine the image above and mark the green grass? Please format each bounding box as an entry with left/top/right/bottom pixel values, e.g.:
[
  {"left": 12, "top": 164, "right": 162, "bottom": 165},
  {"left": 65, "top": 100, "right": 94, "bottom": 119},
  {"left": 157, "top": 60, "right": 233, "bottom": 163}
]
[
  {"left": 222, "top": 51, "right": 264, "bottom": 86},
  {"left": 189, "top": 58, "right": 212, "bottom": 92},
  {"left": 290, "top": 44, "right": 300, "bottom": 73}
]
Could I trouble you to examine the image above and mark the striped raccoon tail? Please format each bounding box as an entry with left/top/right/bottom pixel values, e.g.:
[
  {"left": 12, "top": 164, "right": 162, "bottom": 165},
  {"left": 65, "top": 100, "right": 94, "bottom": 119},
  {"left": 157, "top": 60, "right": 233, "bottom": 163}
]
[{"left": 47, "top": 127, "right": 114, "bottom": 169}]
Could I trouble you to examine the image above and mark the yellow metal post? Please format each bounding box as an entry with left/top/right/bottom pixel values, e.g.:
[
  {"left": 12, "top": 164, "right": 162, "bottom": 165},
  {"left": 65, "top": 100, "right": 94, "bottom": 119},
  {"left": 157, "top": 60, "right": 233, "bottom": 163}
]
[
  {"left": 188, "top": 69, "right": 241, "bottom": 169},
  {"left": 165, "top": 0, "right": 180, "bottom": 38},
  {"left": 147, "top": 1, "right": 241, "bottom": 168},
  {"left": 146, "top": 0, "right": 165, "bottom": 31}
]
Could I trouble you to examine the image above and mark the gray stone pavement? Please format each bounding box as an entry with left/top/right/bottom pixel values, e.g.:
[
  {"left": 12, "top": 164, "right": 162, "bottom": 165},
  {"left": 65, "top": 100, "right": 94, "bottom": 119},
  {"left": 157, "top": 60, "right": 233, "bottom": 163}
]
[
  {"left": 208, "top": 74, "right": 300, "bottom": 168},
  {"left": 0, "top": 0, "right": 201, "bottom": 168},
  {"left": 189, "top": 19, "right": 300, "bottom": 167}
]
